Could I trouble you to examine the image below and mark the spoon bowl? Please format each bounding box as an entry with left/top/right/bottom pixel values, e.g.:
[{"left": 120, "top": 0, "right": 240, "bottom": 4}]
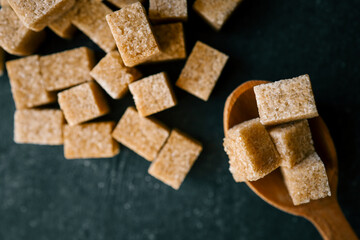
[{"left": 223, "top": 80, "right": 358, "bottom": 240}]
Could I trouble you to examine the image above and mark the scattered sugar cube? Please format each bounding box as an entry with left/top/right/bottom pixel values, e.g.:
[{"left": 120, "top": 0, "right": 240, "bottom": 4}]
[
  {"left": 58, "top": 81, "right": 110, "bottom": 126},
  {"left": 14, "top": 109, "right": 64, "bottom": 145},
  {"left": 281, "top": 152, "right": 331, "bottom": 205},
  {"left": 149, "top": 0, "right": 187, "bottom": 22},
  {"left": 49, "top": 10, "right": 76, "bottom": 39},
  {"left": 176, "top": 41, "right": 228, "bottom": 101},
  {"left": 0, "top": 7, "right": 45, "bottom": 56},
  {"left": 129, "top": 72, "right": 177, "bottom": 117},
  {"left": 107, "top": 0, "right": 145, "bottom": 8},
  {"left": 193, "top": 0, "right": 243, "bottom": 31},
  {"left": 112, "top": 107, "right": 170, "bottom": 161},
  {"left": 147, "top": 23, "right": 186, "bottom": 63},
  {"left": 0, "top": 48, "right": 4, "bottom": 75},
  {"left": 254, "top": 75, "right": 319, "bottom": 126},
  {"left": 269, "top": 120, "right": 315, "bottom": 168},
  {"left": 7, "top": 0, "right": 75, "bottom": 31},
  {"left": 6, "top": 55, "right": 56, "bottom": 109},
  {"left": 40, "top": 47, "right": 95, "bottom": 91},
  {"left": 71, "top": 0, "right": 116, "bottom": 52},
  {"left": 90, "top": 51, "right": 142, "bottom": 99},
  {"left": 148, "top": 129, "right": 203, "bottom": 190},
  {"left": 64, "top": 122, "right": 119, "bottom": 159},
  {"left": 223, "top": 118, "right": 280, "bottom": 182},
  {"left": 106, "top": 2, "right": 160, "bottom": 67}
]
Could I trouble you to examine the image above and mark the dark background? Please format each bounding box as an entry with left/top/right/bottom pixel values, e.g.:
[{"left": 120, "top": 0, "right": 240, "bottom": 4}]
[{"left": 0, "top": 0, "right": 359, "bottom": 239}]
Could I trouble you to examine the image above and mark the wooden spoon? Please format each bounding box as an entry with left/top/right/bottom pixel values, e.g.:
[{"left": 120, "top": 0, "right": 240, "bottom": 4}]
[{"left": 223, "top": 80, "right": 358, "bottom": 240}]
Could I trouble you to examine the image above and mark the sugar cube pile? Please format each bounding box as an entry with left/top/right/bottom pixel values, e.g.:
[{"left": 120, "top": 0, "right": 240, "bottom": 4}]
[
  {"left": 224, "top": 75, "right": 331, "bottom": 205},
  {"left": 1, "top": 0, "right": 332, "bottom": 200},
  {"left": 1, "top": 1, "right": 239, "bottom": 190}
]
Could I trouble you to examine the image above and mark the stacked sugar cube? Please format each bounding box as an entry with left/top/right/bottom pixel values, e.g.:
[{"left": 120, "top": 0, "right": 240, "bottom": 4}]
[
  {"left": 1, "top": 0, "right": 242, "bottom": 189},
  {"left": 224, "top": 75, "right": 331, "bottom": 205},
  {"left": 0, "top": 0, "right": 239, "bottom": 74},
  {"left": 0, "top": 0, "right": 242, "bottom": 55},
  {"left": 7, "top": 47, "right": 118, "bottom": 159},
  {"left": 104, "top": 2, "right": 205, "bottom": 189}
]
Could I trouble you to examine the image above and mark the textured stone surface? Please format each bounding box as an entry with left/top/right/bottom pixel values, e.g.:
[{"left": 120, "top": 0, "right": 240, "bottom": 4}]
[{"left": 0, "top": 0, "right": 359, "bottom": 239}]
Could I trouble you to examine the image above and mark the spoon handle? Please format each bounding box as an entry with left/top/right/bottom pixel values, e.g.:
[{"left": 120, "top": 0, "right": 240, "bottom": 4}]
[{"left": 305, "top": 200, "right": 358, "bottom": 240}]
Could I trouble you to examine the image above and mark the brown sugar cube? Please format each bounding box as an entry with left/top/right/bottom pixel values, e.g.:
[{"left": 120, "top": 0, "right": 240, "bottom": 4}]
[
  {"left": 64, "top": 122, "right": 119, "bottom": 159},
  {"left": 254, "top": 74, "right": 319, "bottom": 126},
  {"left": 48, "top": 10, "right": 76, "bottom": 39},
  {"left": 1, "top": 0, "right": 10, "bottom": 6},
  {"left": 58, "top": 81, "right": 110, "bottom": 126},
  {"left": 148, "top": 129, "right": 202, "bottom": 190},
  {"left": 6, "top": 55, "right": 56, "bottom": 109},
  {"left": 71, "top": 0, "right": 116, "bottom": 52},
  {"left": 176, "top": 41, "right": 228, "bottom": 101},
  {"left": 149, "top": 0, "right": 187, "bottom": 22},
  {"left": 40, "top": 47, "right": 95, "bottom": 91},
  {"left": 269, "top": 120, "right": 315, "bottom": 168},
  {"left": 0, "top": 7, "right": 45, "bottom": 56},
  {"left": 0, "top": 48, "right": 4, "bottom": 75},
  {"left": 90, "top": 51, "right": 142, "bottom": 99},
  {"left": 129, "top": 72, "right": 177, "bottom": 117},
  {"left": 14, "top": 109, "right": 64, "bottom": 145},
  {"left": 147, "top": 23, "right": 186, "bottom": 63},
  {"left": 106, "top": 2, "right": 160, "bottom": 67},
  {"left": 112, "top": 107, "right": 170, "bottom": 161},
  {"left": 281, "top": 152, "right": 331, "bottom": 205},
  {"left": 193, "top": 0, "right": 243, "bottom": 31},
  {"left": 223, "top": 118, "right": 280, "bottom": 182},
  {"left": 107, "top": 0, "right": 145, "bottom": 8},
  {"left": 7, "top": 0, "right": 75, "bottom": 32}
]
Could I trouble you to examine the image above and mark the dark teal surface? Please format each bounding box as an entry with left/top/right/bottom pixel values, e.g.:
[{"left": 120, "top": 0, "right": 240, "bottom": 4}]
[{"left": 0, "top": 0, "right": 359, "bottom": 239}]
